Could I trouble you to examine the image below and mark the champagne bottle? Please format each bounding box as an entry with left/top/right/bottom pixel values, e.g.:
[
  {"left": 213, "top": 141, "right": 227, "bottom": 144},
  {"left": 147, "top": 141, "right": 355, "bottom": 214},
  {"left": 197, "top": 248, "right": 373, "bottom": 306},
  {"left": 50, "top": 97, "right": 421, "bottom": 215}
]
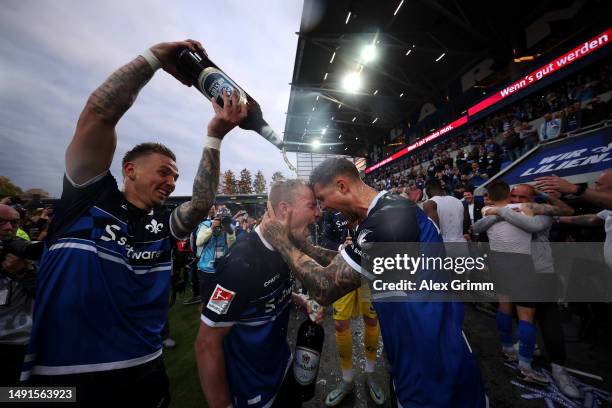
[
  {"left": 176, "top": 49, "right": 283, "bottom": 147},
  {"left": 292, "top": 300, "right": 324, "bottom": 401}
]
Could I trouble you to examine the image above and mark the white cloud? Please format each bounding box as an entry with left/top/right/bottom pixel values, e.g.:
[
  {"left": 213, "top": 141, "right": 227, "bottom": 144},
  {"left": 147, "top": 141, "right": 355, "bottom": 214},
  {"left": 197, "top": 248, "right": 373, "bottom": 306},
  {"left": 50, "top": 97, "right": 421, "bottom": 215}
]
[{"left": 0, "top": 0, "right": 302, "bottom": 196}]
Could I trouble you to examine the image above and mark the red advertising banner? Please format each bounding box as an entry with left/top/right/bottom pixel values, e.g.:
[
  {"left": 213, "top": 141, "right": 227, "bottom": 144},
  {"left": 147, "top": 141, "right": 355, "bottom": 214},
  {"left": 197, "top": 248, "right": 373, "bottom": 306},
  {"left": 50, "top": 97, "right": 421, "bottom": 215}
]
[
  {"left": 365, "top": 116, "right": 467, "bottom": 173},
  {"left": 468, "top": 28, "right": 611, "bottom": 117},
  {"left": 365, "top": 28, "right": 611, "bottom": 175}
]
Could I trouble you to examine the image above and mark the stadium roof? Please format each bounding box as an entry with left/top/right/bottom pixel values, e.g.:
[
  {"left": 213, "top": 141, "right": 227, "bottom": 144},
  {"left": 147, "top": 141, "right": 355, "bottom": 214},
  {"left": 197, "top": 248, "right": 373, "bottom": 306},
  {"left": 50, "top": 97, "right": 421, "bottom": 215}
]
[{"left": 284, "top": 0, "right": 610, "bottom": 158}]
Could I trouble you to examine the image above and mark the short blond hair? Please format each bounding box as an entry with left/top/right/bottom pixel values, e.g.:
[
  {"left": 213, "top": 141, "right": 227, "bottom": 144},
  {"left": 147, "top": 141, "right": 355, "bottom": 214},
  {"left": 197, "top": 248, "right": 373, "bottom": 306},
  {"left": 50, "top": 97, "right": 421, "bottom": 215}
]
[{"left": 269, "top": 179, "right": 309, "bottom": 211}]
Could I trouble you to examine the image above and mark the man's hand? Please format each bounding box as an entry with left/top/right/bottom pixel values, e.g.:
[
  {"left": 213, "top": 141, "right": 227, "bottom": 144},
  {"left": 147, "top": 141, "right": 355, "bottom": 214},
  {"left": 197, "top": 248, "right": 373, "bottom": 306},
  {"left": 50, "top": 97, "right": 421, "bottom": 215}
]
[
  {"left": 342, "top": 235, "right": 353, "bottom": 248},
  {"left": 150, "top": 39, "right": 206, "bottom": 86},
  {"left": 483, "top": 206, "right": 500, "bottom": 216},
  {"left": 260, "top": 201, "right": 292, "bottom": 251},
  {"left": 520, "top": 203, "right": 535, "bottom": 217},
  {"left": 292, "top": 293, "right": 325, "bottom": 325},
  {"left": 207, "top": 89, "right": 248, "bottom": 139},
  {"left": 535, "top": 175, "right": 577, "bottom": 194}
]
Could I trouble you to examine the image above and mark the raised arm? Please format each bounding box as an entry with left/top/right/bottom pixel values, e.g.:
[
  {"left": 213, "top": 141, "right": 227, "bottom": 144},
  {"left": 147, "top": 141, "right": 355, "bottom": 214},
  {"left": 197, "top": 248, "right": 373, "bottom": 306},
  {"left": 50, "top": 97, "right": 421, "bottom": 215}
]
[
  {"left": 66, "top": 40, "right": 203, "bottom": 185},
  {"left": 536, "top": 174, "right": 612, "bottom": 209},
  {"left": 170, "top": 89, "right": 247, "bottom": 239}
]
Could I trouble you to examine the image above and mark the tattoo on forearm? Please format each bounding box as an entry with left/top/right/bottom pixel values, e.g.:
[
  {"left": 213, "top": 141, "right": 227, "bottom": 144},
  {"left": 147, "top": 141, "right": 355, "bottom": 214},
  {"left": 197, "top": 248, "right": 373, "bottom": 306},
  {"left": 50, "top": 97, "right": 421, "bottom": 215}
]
[
  {"left": 172, "top": 148, "right": 220, "bottom": 237},
  {"left": 263, "top": 222, "right": 361, "bottom": 305},
  {"left": 298, "top": 241, "right": 337, "bottom": 267},
  {"left": 290, "top": 255, "right": 362, "bottom": 306},
  {"left": 526, "top": 203, "right": 566, "bottom": 216},
  {"left": 87, "top": 56, "right": 154, "bottom": 123}
]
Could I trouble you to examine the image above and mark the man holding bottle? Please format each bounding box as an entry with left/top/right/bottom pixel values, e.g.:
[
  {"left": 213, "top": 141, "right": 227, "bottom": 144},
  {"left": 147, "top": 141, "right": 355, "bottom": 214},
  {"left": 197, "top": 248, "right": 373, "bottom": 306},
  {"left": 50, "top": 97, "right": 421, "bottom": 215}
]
[{"left": 21, "top": 40, "right": 247, "bottom": 407}]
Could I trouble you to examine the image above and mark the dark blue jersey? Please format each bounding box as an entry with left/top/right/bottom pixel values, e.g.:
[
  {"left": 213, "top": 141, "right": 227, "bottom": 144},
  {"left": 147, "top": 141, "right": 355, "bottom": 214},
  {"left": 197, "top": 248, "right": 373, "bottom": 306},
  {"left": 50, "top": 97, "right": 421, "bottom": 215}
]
[
  {"left": 22, "top": 172, "right": 175, "bottom": 380},
  {"left": 200, "top": 228, "right": 293, "bottom": 408},
  {"left": 320, "top": 211, "right": 350, "bottom": 250},
  {"left": 341, "top": 191, "right": 486, "bottom": 408}
]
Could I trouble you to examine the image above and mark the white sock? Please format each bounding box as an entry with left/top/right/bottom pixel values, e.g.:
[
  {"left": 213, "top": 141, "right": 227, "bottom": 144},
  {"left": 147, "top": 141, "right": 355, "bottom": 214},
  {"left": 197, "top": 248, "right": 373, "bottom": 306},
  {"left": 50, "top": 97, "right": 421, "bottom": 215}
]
[
  {"left": 365, "top": 359, "right": 376, "bottom": 373},
  {"left": 341, "top": 368, "right": 354, "bottom": 383}
]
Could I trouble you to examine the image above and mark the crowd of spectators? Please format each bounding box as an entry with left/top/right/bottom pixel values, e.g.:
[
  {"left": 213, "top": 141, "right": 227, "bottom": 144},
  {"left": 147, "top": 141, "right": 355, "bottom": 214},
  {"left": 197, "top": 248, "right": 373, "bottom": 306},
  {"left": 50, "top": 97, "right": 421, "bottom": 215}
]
[
  {"left": 0, "top": 197, "right": 53, "bottom": 242},
  {"left": 366, "top": 61, "right": 612, "bottom": 198}
]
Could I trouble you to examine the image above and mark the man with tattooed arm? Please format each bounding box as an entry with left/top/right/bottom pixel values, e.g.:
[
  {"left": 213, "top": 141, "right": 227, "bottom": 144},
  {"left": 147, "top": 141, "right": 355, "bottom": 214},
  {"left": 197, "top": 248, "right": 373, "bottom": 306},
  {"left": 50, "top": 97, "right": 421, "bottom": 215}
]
[
  {"left": 20, "top": 40, "right": 246, "bottom": 407},
  {"left": 535, "top": 171, "right": 612, "bottom": 270},
  {"left": 261, "top": 158, "right": 487, "bottom": 408}
]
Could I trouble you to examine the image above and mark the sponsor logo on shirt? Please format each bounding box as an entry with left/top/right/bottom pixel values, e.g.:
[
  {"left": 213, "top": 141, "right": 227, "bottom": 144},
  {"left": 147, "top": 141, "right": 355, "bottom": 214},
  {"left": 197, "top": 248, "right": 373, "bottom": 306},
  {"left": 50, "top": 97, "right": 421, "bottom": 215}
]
[
  {"left": 264, "top": 273, "right": 280, "bottom": 287},
  {"left": 206, "top": 284, "right": 236, "bottom": 315},
  {"left": 356, "top": 229, "right": 372, "bottom": 248},
  {"left": 100, "top": 224, "right": 164, "bottom": 260}
]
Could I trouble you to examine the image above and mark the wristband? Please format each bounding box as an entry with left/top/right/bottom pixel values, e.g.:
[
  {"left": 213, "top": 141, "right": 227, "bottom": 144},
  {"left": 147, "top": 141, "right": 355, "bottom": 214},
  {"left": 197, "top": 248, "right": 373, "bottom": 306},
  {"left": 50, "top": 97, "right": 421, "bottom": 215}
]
[
  {"left": 140, "top": 48, "right": 161, "bottom": 71},
  {"left": 205, "top": 136, "right": 222, "bottom": 150}
]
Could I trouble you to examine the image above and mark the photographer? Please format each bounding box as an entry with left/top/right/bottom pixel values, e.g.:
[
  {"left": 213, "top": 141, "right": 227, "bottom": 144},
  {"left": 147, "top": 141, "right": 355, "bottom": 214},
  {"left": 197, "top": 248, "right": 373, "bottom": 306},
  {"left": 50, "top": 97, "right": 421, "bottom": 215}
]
[
  {"left": 195, "top": 214, "right": 236, "bottom": 281},
  {"left": 0, "top": 204, "right": 41, "bottom": 385}
]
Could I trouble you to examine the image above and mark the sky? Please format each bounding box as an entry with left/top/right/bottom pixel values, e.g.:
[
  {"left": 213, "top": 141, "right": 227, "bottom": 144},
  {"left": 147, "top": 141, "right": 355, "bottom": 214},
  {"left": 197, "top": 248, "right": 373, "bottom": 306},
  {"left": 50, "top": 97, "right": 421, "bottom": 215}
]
[{"left": 0, "top": 0, "right": 303, "bottom": 197}]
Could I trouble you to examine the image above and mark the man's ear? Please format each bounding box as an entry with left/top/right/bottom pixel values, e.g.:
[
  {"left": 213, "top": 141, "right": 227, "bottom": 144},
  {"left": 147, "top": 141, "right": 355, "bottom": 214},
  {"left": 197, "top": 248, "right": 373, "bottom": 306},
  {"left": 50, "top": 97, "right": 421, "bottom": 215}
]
[
  {"left": 336, "top": 177, "right": 349, "bottom": 194},
  {"left": 123, "top": 162, "right": 137, "bottom": 181},
  {"left": 276, "top": 202, "right": 289, "bottom": 219}
]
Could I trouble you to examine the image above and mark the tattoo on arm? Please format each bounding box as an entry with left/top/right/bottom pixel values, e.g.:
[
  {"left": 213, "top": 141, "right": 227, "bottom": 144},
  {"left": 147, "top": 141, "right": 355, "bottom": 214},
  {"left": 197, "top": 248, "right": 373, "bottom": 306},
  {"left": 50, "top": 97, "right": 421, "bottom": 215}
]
[
  {"left": 525, "top": 202, "right": 568, "bottom": 216},
  {"left": 547, "top": 196, "right": 574, "bottom": 216},
  {"left": 264, "top": 219, "right": 361, "bottom": 305},
  {"left": 296, "top": 240, "right": 337, "bottom": 267},
  {"left": 172, "top": 148, "right": 220, "bottom": 238},
  {"left": 559, "top": 214, "right": 603, "bottom": 227},
  {"left": 87, "top": 56, "right": 154, "bottom": 124},
  {"left": 290, "top": 254, "right": 362, "bottom": 306}
]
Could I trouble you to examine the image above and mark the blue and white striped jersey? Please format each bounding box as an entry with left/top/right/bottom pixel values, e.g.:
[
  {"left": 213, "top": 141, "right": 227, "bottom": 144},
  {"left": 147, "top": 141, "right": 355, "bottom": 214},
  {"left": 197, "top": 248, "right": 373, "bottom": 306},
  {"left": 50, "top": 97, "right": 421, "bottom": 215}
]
[
  {"left": 341, "top": 191, "right": 487, "bottom": 408},
  {"left": 22, "top": 172, "right": 175, "bottom": 380}
]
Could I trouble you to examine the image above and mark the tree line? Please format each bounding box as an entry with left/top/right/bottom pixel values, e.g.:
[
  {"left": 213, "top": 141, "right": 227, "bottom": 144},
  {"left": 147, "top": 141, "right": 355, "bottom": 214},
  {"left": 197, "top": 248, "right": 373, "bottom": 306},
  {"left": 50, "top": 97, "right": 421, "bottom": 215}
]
[{"left": 219, "top": 169, "right": 286, "bottom": 195}]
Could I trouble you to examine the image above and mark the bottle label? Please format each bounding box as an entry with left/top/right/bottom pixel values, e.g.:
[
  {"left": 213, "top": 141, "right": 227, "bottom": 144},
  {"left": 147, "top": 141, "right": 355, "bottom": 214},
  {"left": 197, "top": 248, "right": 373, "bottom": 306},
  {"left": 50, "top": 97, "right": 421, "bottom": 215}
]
[
  {"left": 198, "top": 67, "right": 246, "bottom": 106},
  {"left": 293, "top": 346, "right": 320, "bottom": 385}
]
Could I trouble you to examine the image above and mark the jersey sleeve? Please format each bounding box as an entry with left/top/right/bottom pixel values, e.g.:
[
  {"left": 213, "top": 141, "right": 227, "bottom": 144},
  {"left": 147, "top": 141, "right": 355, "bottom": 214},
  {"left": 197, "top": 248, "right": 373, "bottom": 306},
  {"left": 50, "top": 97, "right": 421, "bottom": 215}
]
[
  {"left": 200, "top": 241, "right": 257, "bottom": 327},
  {"left": 597, "top": 210, "right": 611, "bottom": 221},
  {"left": 46, "top": 172, "right": 117, "bottom": 245},
  {"left": 340, "top": 219, "right": 377, "bottom": 280}
]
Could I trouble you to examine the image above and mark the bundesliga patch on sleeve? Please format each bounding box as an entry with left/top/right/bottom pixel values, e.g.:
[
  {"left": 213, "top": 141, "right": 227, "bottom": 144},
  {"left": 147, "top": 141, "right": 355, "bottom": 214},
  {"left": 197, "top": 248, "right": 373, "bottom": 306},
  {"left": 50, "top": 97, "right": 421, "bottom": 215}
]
[{"left": 206, "top": 284, "right": 236, "bottom": 315}]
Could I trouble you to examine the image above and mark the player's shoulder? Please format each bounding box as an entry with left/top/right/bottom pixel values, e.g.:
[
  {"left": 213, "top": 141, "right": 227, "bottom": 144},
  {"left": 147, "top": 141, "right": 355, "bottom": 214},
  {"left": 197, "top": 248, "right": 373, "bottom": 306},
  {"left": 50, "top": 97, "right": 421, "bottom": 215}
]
[
  {"left": 217, "top": 232, "right": 265, "bottom": 275},
  {"left": 368, "top": 193, "right": 418, "bottom": 222},
  {"left": 361, "top": 194, "right": 421, "bottom": 240}
]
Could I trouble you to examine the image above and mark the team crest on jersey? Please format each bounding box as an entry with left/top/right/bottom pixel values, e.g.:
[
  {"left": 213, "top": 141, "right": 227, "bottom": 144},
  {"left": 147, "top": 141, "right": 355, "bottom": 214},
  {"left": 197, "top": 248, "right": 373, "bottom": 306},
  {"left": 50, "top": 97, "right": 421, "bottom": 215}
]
[
  {"left": 145, "top": 219, "right": 164, "bottom": 234},
  {"left": 356, "top": 229, "right": 372, "bottom": 248},
  {"left": 206, "top": 284, "right": 236, "bottom": 315}
]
